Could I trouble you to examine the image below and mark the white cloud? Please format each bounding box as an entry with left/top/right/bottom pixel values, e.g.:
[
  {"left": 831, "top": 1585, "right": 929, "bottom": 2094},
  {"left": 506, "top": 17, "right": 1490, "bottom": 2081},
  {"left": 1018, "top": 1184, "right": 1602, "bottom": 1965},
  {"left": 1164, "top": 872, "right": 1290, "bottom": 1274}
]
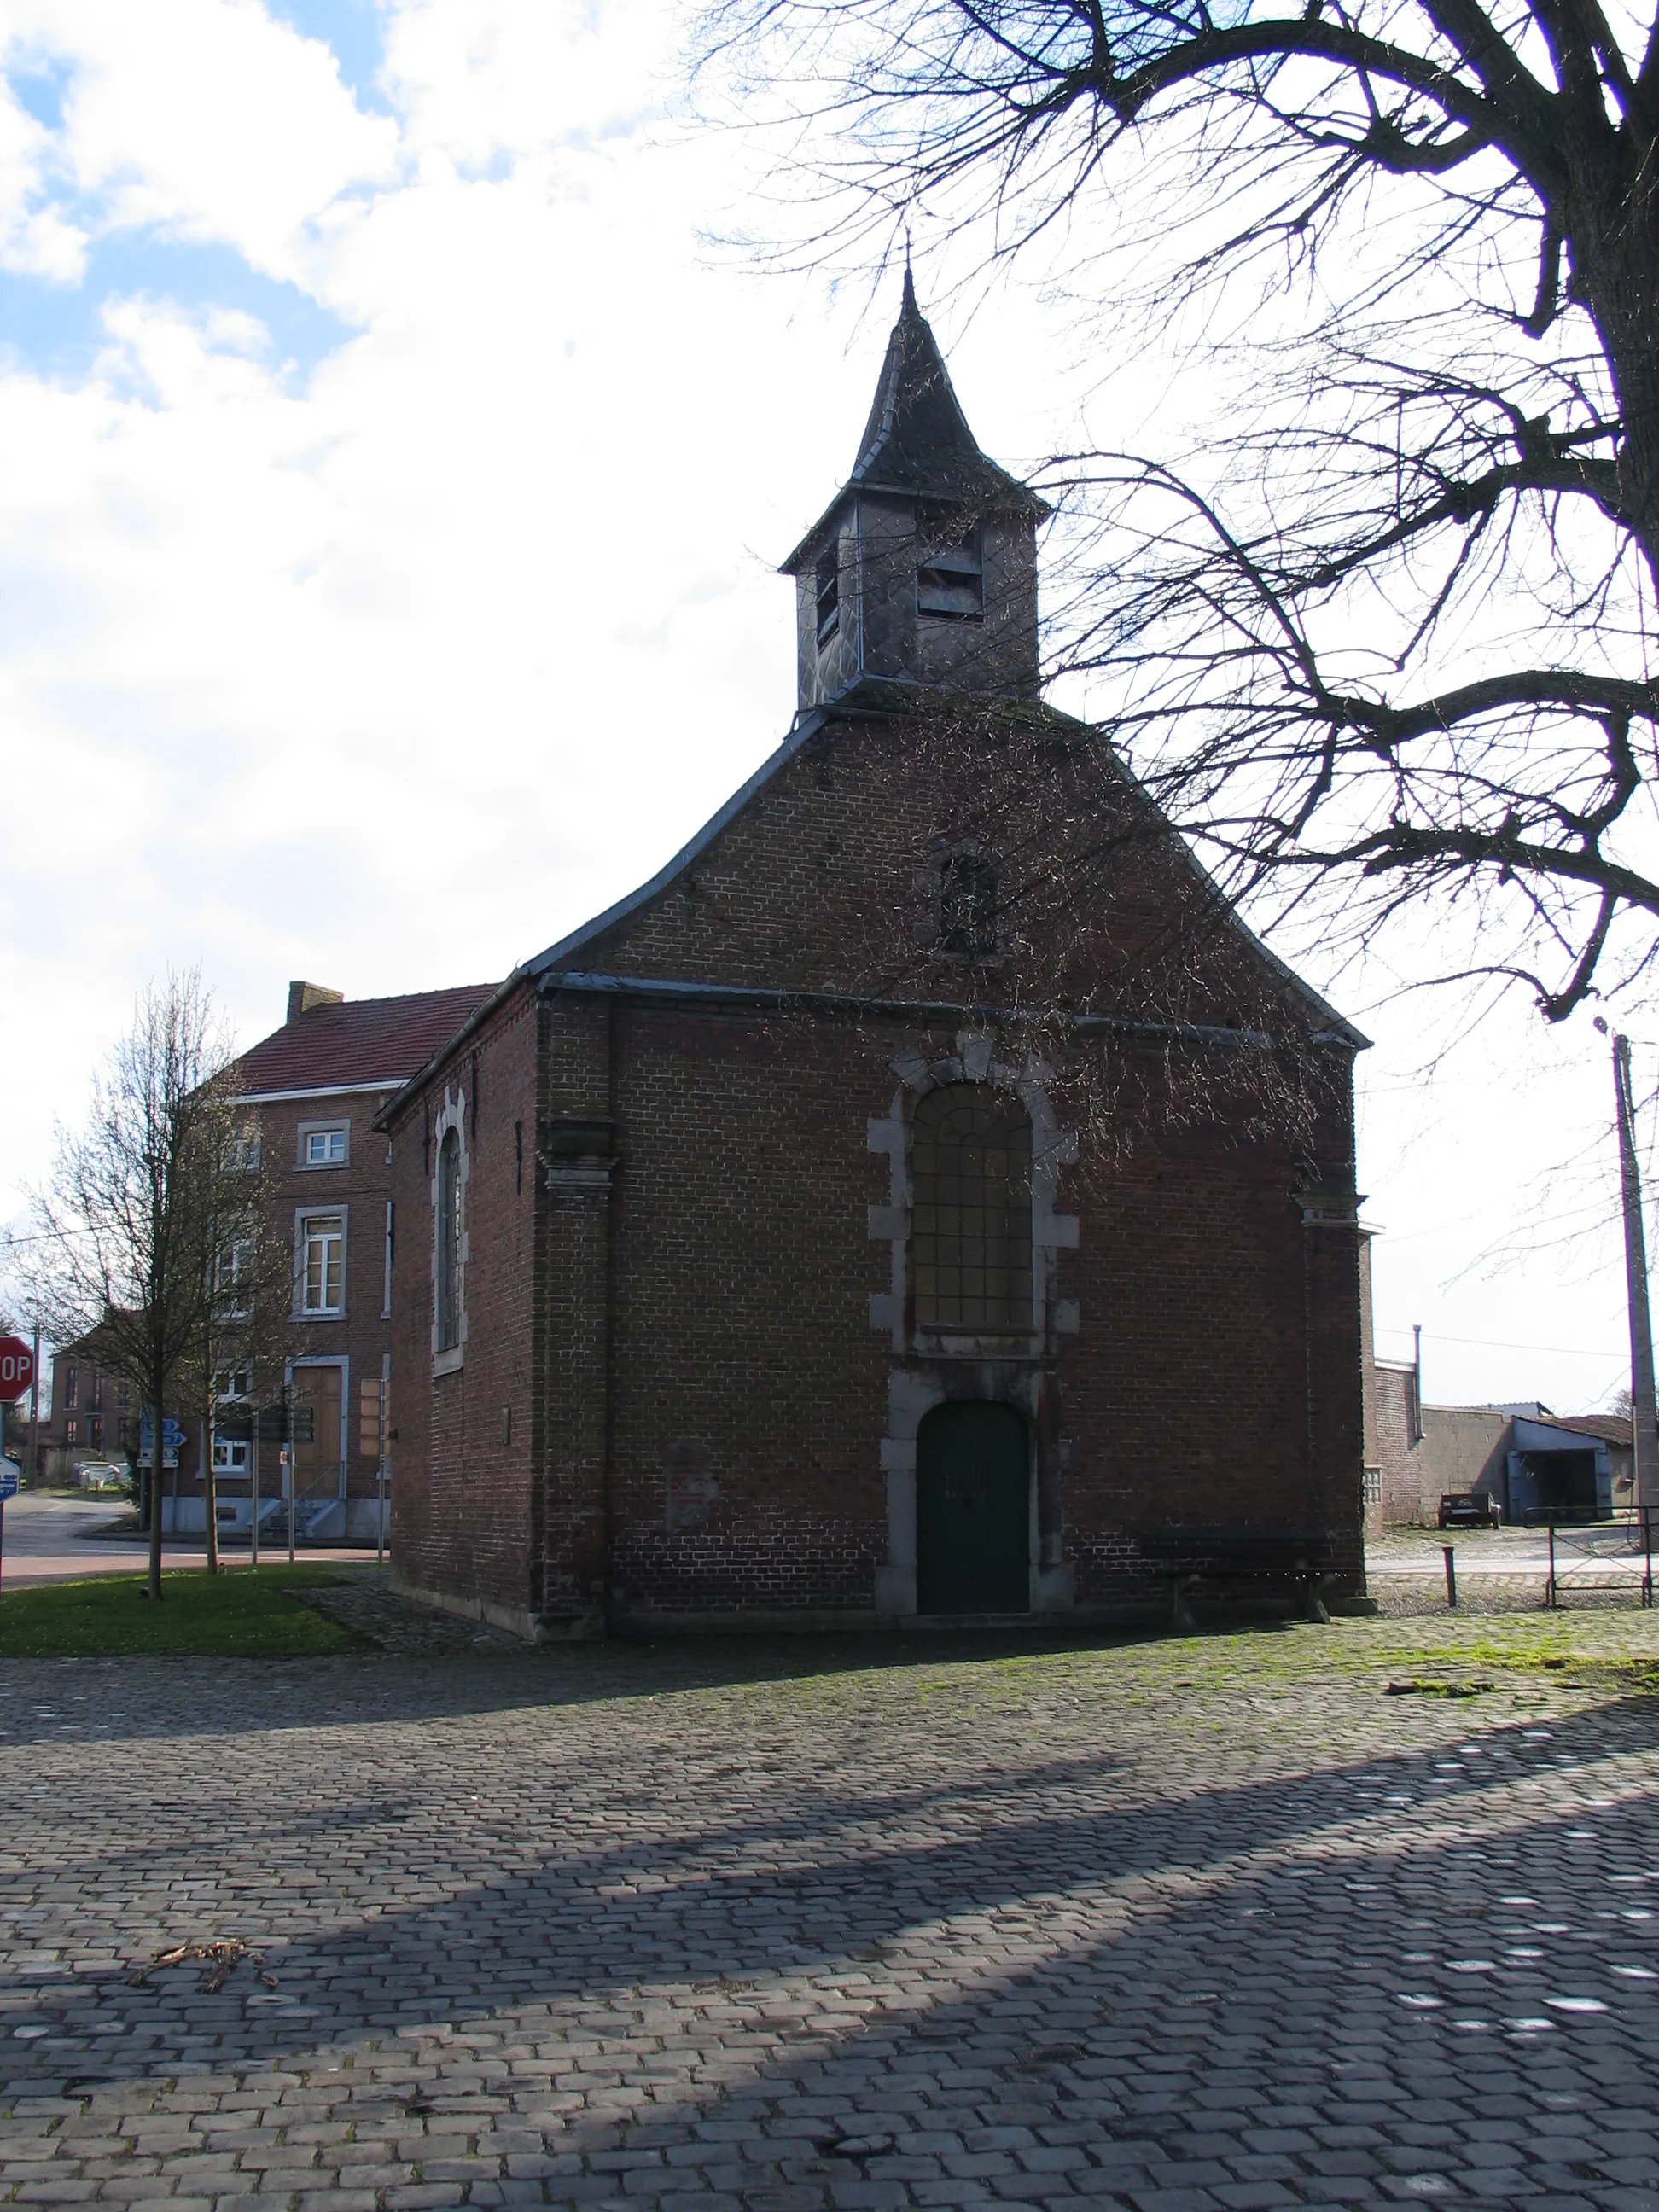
[
  {"left": 3, "top": 0, "right": 397, "bottom": 281},
  {"left": 381, "top": 0, "right": 674, "bottom": 166}
]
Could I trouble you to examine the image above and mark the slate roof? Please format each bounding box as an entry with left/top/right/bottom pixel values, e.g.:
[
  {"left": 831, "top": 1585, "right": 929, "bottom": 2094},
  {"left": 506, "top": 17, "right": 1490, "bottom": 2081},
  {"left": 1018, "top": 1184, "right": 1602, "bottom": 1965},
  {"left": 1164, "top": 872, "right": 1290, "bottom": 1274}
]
[
  {"left": 1549, "top": 1412, "right": 1632, "bottom": 1447},
  {"left": 232, "top": 984, "right": 498, "bottom": 1098},
  {"left": 783, "top": 272, "right": 1045, "bottom": 573}
]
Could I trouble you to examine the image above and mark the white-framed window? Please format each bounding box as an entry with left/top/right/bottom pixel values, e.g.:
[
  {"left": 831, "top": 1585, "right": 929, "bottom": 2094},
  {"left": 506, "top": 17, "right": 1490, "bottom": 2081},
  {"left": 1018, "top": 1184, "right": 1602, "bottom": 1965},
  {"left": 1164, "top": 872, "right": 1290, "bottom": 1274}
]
[
  {"left": 224, "top": 1131, "right": 262, "bottom": 1173},
  {"left": 299, "top": 1211, "right": 346, "bottom": 1317},
  {"left": 212, "top": 1365, "right": 252, "bottom": 1403},
  {"left": 300, "top": 1122, "right": 349, "bottom": 1168},
  {"left": 212, "top": 1436, "right": 250, "bottom": 1476},
  {"left": 215, "top": 1235, "right": 253, "bottom": 1318}
]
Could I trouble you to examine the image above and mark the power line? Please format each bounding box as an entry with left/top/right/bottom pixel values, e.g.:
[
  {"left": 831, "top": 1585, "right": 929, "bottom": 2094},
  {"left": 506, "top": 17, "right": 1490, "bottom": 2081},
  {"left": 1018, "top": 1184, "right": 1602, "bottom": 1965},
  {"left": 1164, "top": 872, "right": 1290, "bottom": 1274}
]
[{"left": 1377, "top": 1326, "right": 1621, "bottom": 1359}]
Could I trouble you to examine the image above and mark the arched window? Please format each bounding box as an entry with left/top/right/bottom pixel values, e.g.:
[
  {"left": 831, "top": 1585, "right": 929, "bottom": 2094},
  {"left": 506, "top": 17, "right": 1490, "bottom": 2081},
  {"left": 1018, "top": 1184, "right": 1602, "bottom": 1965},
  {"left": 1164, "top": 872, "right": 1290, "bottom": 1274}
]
[
  {"left": 435, "top": 1127, "right": 462, "bottom": 1353},
  {"left": 911, "top": 1083, "right": 1033, "bottom": 1328}
]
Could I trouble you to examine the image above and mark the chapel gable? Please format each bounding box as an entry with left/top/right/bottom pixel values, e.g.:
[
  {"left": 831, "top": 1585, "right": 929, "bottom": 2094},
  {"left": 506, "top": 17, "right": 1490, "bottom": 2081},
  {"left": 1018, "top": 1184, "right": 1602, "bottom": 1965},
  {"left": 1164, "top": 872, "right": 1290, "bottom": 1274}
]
[{"left": 516, "top": 282, "right": 1354, "bottom": 1051}]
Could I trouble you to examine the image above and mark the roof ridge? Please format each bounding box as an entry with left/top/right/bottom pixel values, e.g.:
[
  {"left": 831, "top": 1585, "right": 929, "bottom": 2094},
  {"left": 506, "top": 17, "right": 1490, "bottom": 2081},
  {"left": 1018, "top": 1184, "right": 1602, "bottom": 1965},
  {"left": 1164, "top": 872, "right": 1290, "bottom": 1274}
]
[{"left": 284, "top": 981, "right": 498, "bottom": 1014}]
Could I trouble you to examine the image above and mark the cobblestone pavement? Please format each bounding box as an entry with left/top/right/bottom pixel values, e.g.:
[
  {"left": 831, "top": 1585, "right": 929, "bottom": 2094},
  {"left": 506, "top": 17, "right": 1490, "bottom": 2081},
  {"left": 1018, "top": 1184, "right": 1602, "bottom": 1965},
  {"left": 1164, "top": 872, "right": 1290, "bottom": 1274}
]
[{"left": 3, "top": 1617, "right": 1659, "bottom": 2209}]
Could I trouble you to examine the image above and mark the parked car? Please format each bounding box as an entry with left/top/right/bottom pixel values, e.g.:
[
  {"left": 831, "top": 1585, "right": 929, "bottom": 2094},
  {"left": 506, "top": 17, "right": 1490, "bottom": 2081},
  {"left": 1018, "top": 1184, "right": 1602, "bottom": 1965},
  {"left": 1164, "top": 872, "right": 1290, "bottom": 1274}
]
[{"left": 1438, "top": 1491, "right": 1501, "bottom": 1529}]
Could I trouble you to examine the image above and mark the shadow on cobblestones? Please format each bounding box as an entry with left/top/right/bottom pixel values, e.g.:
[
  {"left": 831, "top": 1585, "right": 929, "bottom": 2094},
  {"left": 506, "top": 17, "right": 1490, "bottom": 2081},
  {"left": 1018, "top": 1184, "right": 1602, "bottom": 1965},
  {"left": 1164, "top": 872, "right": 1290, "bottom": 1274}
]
[{"left": 3, "top": 1636, "right": 1658, "bottom": 2207}]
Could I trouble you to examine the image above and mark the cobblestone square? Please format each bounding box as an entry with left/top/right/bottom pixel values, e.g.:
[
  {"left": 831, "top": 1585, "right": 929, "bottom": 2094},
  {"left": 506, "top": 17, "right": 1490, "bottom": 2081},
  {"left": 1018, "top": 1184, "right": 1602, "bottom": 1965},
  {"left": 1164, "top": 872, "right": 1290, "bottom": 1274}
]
[{"left": 3, "top": 1611, "right": 1657, "bottom": 2208}]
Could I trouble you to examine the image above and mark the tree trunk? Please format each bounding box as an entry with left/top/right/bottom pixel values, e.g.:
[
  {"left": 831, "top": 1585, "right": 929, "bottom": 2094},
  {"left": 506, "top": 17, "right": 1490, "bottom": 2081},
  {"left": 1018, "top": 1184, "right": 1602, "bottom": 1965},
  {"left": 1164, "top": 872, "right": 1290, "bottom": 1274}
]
[
  {"left": 1575, "top": 166, "right": 1659, "bottom": 591},
  {"left": 147, "top": 1392, "right": 164, "bottom": 1603},
  {"left": 201, "top": 1414, "right": 220, "bottom": 1574}
]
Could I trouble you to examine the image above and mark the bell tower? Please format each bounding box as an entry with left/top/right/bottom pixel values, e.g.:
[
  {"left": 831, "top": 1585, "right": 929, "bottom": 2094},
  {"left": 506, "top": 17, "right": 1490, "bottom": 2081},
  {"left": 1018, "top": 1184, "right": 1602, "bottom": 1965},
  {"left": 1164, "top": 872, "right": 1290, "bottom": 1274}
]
[{"left": 782, "top": 272, "right": 1047, "bottom": 712}]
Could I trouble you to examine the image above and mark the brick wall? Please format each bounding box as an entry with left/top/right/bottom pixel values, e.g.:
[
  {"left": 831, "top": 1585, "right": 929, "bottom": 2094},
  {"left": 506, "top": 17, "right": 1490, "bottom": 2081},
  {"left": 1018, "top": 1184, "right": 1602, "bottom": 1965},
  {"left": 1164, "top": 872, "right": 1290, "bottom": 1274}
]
[
  {"left": 385, "top": 705, "right": 1365, "bottom": 1632},
  {"left": 386, "top": 990, "right": 542, "bottom": 1633}
]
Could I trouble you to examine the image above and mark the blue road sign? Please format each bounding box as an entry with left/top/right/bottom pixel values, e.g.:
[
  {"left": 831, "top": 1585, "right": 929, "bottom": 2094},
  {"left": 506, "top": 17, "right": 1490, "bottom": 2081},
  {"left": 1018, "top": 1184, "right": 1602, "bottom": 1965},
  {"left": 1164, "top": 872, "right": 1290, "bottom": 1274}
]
[
  {"left": 139, "top": 1418, "right": 187, "bottom": 1447},
  {"left": 0, "top": 1458, "right": 15, "bottom": 1597}
]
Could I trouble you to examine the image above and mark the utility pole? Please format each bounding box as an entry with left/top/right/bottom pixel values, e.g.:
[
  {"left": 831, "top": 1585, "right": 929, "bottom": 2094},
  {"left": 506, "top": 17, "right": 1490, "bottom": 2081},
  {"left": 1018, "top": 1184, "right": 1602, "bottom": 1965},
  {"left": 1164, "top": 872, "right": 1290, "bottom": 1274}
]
[{"left": 1604, "top": 1024, "right": 1658, "bottom": 1517}]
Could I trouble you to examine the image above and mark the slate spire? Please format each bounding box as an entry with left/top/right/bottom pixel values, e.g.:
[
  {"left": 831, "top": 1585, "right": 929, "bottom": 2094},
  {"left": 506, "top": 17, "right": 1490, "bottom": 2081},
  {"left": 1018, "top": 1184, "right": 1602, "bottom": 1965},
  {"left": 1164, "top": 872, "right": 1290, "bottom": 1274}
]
[{"left": 845, "top": 271, "right": 1036, "bottom": 507}]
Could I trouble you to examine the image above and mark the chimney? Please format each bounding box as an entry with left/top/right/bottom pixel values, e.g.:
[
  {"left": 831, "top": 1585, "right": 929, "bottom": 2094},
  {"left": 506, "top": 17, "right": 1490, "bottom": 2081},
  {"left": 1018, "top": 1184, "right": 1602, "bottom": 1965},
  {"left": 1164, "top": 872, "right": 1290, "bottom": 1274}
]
[{"left": 287, "top": 981, "right": 345, "bottom": 1022}]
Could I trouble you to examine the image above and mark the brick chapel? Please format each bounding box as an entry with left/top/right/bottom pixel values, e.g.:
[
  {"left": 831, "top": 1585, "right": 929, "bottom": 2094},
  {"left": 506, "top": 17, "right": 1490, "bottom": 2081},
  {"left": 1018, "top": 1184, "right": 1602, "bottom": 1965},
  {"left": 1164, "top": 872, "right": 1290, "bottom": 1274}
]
[{"left": 379, "top": 278, "right": 1371, "bottom": 1638}]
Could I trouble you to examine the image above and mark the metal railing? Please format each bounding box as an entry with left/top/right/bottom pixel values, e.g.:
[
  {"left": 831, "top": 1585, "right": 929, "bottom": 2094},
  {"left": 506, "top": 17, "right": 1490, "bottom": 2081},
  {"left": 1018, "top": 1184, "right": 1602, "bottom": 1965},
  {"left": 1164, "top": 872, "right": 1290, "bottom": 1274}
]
[
  {"left": 1542, "top": 1508, "right": 1654, "bottom": 1610},
  {"left": 1371, "top": 1511, "right": 1656, "bottom": 1616}
]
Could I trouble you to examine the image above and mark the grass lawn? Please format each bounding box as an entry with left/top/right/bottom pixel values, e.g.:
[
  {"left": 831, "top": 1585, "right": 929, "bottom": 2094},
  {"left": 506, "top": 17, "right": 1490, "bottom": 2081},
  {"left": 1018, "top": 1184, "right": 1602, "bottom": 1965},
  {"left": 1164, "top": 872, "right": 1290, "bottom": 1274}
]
[{"left": 0, "top": 1565, "right": 364, "bottom": 1657}]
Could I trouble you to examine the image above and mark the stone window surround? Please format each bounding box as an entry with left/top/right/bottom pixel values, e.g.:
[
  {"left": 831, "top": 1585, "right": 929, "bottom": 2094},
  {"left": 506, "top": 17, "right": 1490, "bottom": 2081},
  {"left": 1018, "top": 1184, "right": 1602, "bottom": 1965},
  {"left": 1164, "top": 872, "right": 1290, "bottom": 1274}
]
[
  {"left": 866, "top": 1030, "right": 1080, "bottom": 1619},
  {"left": 296, "top": 1117, "right": 350, "bottom": 1169},
  {"left": 430, "top": 1086, "right": 469, "bottom": 1376},
  {"left": 294, "top": 1203, "right": 348, "bottom": 1322}
]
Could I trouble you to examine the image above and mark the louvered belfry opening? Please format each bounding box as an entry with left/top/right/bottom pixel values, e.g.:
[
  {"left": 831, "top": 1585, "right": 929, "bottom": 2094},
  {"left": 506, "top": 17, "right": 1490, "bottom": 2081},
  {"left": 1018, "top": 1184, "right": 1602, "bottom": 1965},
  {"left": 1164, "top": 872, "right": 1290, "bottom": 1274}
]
[{"left": 911, "top": 1083, "right": 1033, "bottom": 1328}]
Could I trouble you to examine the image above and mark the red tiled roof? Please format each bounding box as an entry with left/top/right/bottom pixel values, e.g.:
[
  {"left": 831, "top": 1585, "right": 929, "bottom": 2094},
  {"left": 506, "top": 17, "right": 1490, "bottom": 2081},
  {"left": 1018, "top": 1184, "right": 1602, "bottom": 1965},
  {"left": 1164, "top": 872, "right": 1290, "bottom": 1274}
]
[{"left": 231, "top": 985, "right": 499, "bottom": 1097}]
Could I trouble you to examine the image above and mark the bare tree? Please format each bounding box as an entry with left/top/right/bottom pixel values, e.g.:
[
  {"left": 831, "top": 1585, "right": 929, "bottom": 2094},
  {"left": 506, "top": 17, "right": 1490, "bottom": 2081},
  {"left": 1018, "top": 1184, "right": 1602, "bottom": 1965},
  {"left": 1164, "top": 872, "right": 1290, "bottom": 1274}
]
[
  {"left": 696, "top": 0, "right": 1659, "bottom": 1022},
  {"left": 24, "top": 974, "right": 238, "bottom": 1600},
  {"left": 801, "top": 697, "right": 1352, "bottom": 1173}
]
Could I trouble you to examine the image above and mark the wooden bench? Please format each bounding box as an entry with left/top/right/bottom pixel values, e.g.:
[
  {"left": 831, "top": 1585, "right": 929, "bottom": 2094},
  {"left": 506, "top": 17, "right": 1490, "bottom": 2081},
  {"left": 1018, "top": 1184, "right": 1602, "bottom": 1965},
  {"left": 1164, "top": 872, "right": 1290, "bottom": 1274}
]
[{"left": 1144, "top": 1530, "right": 1346, "bottom": 1631}]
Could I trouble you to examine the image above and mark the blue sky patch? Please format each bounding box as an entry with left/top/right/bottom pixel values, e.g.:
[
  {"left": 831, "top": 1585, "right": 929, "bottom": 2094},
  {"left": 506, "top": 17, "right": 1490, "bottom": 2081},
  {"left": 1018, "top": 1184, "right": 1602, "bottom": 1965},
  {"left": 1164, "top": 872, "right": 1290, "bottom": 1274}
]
[
  {"left": 7, "top": 50, "right": 73, "bottom": 132},
  {"left": 265, "top": 0, "right": 391, "bottom": 117},
  {"left": 0, "top": 233, "right": 356, "bottom": 387}
]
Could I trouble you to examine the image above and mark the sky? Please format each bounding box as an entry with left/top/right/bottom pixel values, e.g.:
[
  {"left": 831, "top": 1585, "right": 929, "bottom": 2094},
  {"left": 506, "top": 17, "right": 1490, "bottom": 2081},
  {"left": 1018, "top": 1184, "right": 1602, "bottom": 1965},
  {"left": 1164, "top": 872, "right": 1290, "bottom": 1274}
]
[{"left": 0, "top": 0, "right": 1650, "bottom": 1417}]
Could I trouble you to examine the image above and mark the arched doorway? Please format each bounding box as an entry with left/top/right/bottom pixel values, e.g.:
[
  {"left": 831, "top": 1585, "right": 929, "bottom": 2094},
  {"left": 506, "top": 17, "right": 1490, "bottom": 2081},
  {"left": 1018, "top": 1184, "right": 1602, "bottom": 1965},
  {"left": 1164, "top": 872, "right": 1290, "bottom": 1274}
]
[{"left": 916, "top": 1400, "right": 1030, "bottom": 1615}]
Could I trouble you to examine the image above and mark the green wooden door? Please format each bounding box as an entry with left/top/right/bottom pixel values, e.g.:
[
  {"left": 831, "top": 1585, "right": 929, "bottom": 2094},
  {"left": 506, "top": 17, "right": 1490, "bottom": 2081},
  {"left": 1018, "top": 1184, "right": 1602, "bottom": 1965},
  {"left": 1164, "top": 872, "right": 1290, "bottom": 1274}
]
[{"left": 916, "top": 1401, "right": 1030, "bottom": 1615}]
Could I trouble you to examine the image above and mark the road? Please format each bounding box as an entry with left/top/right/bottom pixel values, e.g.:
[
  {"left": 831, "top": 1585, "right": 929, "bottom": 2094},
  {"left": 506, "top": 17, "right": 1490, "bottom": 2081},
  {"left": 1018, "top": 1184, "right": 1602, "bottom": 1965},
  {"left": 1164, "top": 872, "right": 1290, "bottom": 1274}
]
[
  {"left": 1, "top": 1617, "right": 1656, "bottom": 2208},
  {"left": 0, "top": 1487, "right": 377, "bottom": 1584}
]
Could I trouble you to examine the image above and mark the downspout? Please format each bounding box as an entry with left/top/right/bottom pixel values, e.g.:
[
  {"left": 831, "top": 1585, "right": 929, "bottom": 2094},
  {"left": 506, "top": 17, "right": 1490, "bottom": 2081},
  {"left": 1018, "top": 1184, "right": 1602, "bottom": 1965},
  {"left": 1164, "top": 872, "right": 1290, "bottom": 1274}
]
[
  {"left": 1412, "top": 1324, "right": 1424, "bottom": 1447},
  {"left": 602, "top": 993, "right": 619, "bottom": 1634}
]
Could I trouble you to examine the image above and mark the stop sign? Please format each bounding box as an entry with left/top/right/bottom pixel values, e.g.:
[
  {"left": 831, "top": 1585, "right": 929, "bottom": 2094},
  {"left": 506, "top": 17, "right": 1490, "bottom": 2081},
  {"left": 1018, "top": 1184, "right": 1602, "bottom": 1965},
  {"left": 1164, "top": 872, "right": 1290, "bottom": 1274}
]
[{"left": 0, "top": 1336, "right": 34, "bottom": 1403}]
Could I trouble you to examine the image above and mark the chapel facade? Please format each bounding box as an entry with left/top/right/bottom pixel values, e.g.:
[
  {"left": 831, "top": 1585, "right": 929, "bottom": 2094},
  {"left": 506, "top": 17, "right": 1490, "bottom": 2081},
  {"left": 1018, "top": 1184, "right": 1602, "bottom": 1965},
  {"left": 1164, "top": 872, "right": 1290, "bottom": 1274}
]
[{"left": 379, "top": 279, "right": 1370, "bottom": 1638}]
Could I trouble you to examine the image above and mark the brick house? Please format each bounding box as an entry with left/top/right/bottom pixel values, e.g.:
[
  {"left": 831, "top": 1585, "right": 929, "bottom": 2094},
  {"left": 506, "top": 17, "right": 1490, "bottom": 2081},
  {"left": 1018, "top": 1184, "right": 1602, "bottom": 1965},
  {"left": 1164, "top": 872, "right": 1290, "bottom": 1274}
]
[
  {"left": 154, "top": 979, "right": 496, "bottom": 1539},
  {"left": 44, "top": 1324, "right": 140, "bottom": 1480},
  {"left": 378, "top": 280, "right": 1370, "bottom": 1637}
]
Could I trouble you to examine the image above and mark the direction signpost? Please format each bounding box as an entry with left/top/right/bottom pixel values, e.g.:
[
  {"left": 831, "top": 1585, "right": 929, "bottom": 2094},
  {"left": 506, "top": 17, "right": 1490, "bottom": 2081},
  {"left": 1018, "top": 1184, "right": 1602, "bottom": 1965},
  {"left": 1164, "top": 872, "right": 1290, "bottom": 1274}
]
[{"left": 0, "top": 1335, "right": 37, "bottom": 1600}]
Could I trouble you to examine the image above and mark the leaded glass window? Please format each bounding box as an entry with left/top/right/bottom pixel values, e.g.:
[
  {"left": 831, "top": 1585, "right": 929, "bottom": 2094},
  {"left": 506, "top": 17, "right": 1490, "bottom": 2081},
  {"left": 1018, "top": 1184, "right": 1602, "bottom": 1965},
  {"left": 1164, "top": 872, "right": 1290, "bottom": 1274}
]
[
  {"left": 911, "top": 1084, "right": 1033, "bottom": 1328},
  {"left": 436, "top": 1129, "right": 462, "bottom": 1353}
]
